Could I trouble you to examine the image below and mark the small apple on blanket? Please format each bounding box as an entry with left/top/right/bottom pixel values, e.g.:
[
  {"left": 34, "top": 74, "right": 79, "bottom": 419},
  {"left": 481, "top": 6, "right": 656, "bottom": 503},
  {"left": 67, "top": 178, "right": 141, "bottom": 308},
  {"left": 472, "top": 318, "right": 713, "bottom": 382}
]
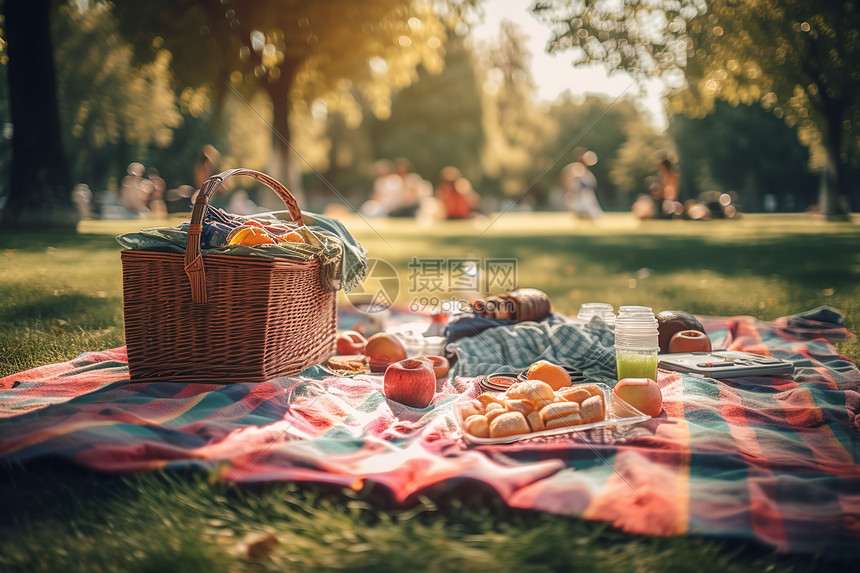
[
  {"left": 336, "top": 330, "right": 367, "bottom": 355},
  {"left": 384, "top": 358, "right": 436, "bottom": 408},
  {"left": 613, "top": 378, "right": 663, "bottom": 418}
]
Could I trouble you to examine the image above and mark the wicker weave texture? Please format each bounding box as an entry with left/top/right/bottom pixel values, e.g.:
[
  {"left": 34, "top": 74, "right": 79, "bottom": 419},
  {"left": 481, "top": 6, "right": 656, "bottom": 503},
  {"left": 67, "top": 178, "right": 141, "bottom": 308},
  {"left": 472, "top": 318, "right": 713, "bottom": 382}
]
[
  {"left": 121, "top": 168, "right": 337, "bottom": 383},
  {"left": 122, "top": 252, "right": 336, "bottom": 383}
]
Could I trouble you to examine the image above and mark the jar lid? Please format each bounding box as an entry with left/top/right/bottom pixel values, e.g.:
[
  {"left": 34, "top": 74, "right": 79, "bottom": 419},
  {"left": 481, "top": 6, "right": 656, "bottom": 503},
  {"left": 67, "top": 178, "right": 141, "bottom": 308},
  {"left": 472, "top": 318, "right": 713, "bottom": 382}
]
[{"left": 618, "top": 305, "right": 652, "bottom": 313}]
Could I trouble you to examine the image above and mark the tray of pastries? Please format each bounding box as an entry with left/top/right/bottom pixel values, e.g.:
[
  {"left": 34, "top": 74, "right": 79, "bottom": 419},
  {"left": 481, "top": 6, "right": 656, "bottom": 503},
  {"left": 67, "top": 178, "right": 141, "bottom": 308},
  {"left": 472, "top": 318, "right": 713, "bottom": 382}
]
[{"left": 454, "top": 380, "right": 650, "bottom": 444}]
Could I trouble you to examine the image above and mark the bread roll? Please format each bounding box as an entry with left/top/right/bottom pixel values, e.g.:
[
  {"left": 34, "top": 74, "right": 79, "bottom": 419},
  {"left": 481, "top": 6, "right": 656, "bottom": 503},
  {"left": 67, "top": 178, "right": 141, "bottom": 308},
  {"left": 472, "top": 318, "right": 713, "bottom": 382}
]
[
  {"left": 505, "top": 380, "right": 554, "bottom": 405},
  {"left": 526, "top": 411, "right": 545, "bottom": 432},
  {"left": 485, "top": 405, "right": 508, "bottom": 423},
  {"left": 464, "top": 414, "right": 490, "bottom": 438},
  {"left": 458, "top": 399, "right": 484, "bottom": 420},
  {"left": 494, "top": 295, "right": 514, "bottom": 320},
  {"left": 505, "top": 399, "right": 535, "bottom": 416},
  {"left": 507, "top": 288, "right": 551, "bottom": 322},
  {"left": 544, "top": 413, "right": 583, "bottom": 430},
  {"left": 539, "top": 401, "right": 581, "bottom": 423},
  {"left": 580, "top": 394, "right": 605, "bottom": 423},
  {"left": 471, "top": 289, "right": 551, "bottom": 322},
  {"left": 477, "top": 392, "right": 505, "bottom": 408},
  {"left": 557, "top": 387, "right": 591, "bottom": 404},
  {"left": 579, "top": 384, "right": 603, "bottom": 397},
  {"left": 489, "top": 412, "right": 530, "bottom": 438}
]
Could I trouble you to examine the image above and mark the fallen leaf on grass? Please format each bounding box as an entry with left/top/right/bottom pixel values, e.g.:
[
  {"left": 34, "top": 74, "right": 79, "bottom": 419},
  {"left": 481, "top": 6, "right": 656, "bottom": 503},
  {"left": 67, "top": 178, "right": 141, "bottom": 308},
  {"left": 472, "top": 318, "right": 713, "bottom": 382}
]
[{"left": 242, "top": 532, "right": 279, "bottom": 559}]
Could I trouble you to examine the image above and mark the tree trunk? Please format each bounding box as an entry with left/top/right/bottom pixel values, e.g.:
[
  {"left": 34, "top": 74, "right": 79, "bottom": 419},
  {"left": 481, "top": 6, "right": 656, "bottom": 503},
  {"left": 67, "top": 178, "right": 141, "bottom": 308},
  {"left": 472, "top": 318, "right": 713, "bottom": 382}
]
[
  {"left": 817, "top": 105, "right": 851, "bottom": 220},
  {"left": 263, "top": 60, "right": 306, "bottom": 210},
  {"left": 1, "top": 0, "right": 76, "bottom": 229}
]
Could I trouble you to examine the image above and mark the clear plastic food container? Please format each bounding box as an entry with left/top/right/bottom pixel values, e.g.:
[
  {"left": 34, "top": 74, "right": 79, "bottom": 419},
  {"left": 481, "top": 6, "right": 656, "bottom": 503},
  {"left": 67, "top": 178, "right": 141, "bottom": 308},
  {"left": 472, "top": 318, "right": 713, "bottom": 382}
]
[{"left": 454, "top": 382, "right": 651, "bottom": 445}]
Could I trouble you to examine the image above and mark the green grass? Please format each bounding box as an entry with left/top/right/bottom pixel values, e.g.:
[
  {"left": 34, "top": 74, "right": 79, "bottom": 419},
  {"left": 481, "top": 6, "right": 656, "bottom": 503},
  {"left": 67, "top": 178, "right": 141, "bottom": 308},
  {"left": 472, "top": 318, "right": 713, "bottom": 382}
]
[
  {"left": 340, "top": 211, "right": 859, "bottom": 364},
  {"left": 1, "top": 212, "right": 858, "bottom": 571},
  {"left": 0, "top": 464, "right": 836, "bottom": 573}
]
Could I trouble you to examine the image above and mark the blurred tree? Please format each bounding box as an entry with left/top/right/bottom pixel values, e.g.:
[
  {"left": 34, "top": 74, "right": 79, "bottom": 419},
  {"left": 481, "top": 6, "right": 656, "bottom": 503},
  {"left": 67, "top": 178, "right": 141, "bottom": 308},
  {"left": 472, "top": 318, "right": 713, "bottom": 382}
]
[
  {"left": 113, "top": 0, "right": 468, "bottom": 196},
  {"left": 534, "top": 0, "right": 859, "bottom": 219},
  {"left": 53, "top": 2, "right": 184, "bottom": 191},
  {"left": 313, "top": 104, "right": 376, "bottom": 208},
  {"left": 0, "top": 0, "right": 74, "bottom": 229},
  {"left": 670, "top": 100, "right": 817, "bottom": 211},
  {"left": 150, "top": 101, "right": 224, "bottom": 190},
  {"left": 370, "top": 34, "right": 484, "bottom": 185},
  {"left": 478, "top": 20, "right": 556, "bottom": 202},
  {"left": 545, "top": 94, "right": 645, "bottom": 209},
  {"left": 0, "top": 44, "right": 11, "bottom": 202}
]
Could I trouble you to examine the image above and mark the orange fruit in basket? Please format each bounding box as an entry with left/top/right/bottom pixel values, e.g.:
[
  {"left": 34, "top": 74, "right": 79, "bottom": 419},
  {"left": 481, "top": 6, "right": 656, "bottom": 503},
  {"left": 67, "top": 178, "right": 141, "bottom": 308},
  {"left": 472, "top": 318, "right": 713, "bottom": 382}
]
[
  {"left": 229, "top": 226, "right": 276, "bottom": 247},
  {"left": 276, "top": 230, "right": 305, "bottom": 244},
  {"left": 526, "top": 360, "right": 571, "bottom": 391},
  {"left": 227, "top": 228, "right": 252, "bottom": 245}
]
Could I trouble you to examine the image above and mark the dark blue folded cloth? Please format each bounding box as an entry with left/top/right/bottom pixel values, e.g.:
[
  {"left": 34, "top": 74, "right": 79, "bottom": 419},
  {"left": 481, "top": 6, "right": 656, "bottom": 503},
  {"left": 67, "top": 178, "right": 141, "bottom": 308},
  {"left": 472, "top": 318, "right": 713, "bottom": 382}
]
[
  {"left": 448, "top": 315, "right": 617, "bottom": 383},
  {"left": 775, "top": 305, "right": 851, "bottom": 340},
  {"left": 178, "top": 206, "right": 246, "bottom": 248}
]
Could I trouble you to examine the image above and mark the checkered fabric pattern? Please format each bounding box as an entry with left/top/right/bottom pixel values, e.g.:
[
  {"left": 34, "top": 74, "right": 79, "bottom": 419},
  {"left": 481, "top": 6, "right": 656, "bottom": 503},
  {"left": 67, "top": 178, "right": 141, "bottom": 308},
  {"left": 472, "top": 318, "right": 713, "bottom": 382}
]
[{"left": 1, "top": 307, "right": 857, "bottom": 556}]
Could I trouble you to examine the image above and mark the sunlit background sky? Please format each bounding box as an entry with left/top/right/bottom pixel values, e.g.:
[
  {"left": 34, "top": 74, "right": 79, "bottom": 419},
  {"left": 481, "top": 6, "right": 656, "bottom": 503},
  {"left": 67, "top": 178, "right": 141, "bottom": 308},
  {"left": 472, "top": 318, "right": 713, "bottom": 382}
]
[{"left": 471, "top": 0, "right": 669, "bottom": 129}]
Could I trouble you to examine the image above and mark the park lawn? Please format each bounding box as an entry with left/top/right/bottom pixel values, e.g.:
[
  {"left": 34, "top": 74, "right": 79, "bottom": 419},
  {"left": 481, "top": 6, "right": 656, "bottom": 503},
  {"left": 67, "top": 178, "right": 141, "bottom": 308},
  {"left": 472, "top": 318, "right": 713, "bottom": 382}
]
[{"left": 1, "top": 212, "right": 858, "bottom": 571}]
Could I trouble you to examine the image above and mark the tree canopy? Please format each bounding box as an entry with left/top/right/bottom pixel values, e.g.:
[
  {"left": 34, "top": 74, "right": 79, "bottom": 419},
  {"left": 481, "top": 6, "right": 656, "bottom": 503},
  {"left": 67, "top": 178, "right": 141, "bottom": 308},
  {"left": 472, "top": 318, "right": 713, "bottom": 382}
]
[
  {"left": 371, "top": 34, "right": 484, "bottom": 185},
  {"left": 534, "top": 0, "right": 859, "bottom": 217},
  {"left": 54, "top": 2, "right": 183, "bottom": 190},
  {"left": 477, "top": 21, "right": 556, "bottom": 200},
  {"left": 670, "top": 100, "right": 817, "bottom": 211},
  {"left": 113, "top": 0, "right": 469, "bottom": 193}
]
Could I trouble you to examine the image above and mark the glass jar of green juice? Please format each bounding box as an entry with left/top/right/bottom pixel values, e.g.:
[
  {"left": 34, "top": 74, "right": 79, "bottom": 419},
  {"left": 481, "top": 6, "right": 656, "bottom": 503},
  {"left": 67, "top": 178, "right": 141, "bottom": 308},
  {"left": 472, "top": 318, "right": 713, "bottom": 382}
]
[{"left": 614, "top": 306, "right": 659, "bottom": 382}]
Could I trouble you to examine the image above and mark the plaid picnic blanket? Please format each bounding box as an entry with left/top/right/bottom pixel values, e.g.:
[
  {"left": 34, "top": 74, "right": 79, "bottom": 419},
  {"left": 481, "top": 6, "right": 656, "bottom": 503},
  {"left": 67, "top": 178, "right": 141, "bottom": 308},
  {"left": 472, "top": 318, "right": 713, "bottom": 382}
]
[{"left": 1, "top": 307, "right": 858, "bottom": 556}]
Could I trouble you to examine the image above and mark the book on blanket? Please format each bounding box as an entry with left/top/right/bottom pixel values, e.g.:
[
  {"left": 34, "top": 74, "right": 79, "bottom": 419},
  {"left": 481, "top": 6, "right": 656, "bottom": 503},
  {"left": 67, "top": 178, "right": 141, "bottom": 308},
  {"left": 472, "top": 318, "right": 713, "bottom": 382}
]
[{"left": 658, "top": 350, "right": 794, "bottom": 378}]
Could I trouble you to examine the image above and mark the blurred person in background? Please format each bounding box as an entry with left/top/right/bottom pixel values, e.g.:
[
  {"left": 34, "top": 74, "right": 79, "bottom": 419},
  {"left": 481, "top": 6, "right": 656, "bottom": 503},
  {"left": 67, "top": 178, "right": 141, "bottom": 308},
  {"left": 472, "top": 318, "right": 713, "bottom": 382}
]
[
  {"left": 435, "top": 166, "right": 481, "bottom": 219},
  {"left": 655, "top": 155, "right": 683, "bottom": 218},
  {"left": 633, "top": 154, "right": 683, "bottom": 220},
  {"left": 119, "top": 162, "right": 151, "bottom": 217},
  {"left": 146, "top": 167, "right": 167, "bottom": 218},
  {"left": 389, "top": 157, "right": 431, "bottom": 217},
  {"left": 362, "top": 159, "right": 402, "bottom": 216},
  {"left": 70, "top": 184, "right": 93, "bottom": 220},
  {"left": 560, "top": 149, "right": 603, "bottom": 220}
]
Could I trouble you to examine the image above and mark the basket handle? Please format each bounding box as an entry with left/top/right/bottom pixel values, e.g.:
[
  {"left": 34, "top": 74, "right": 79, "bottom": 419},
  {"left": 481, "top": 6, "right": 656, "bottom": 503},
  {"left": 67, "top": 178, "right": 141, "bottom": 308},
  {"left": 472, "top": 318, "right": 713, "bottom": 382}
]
[{"left": 184, "top": 168, "right": 304, "bottom": 304}]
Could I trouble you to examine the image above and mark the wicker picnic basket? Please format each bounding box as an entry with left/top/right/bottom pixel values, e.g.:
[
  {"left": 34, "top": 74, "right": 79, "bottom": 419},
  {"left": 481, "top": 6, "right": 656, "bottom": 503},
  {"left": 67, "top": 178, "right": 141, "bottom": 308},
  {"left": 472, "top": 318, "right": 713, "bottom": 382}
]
[{"left": 121, "top": 168, "right": 337, "bottom": 383}]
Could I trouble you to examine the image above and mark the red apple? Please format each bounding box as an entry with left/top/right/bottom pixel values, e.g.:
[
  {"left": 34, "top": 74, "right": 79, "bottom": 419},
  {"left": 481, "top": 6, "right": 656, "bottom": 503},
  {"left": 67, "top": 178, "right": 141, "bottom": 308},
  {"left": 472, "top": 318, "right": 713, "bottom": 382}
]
[
  {"left": 668, "top": 329, "right": 712, "bottom": 354},
  {"left": 384, "top": 358, "right": 436, "bottom": 408},
  {"left": 422, "top": 355, "right": 450, "bottom": 378},
  {"left": 336, "top": 330, "right": 367, "bottom": 355},
  {"left": 613, "top": 378, "right": 663, "bottom": 418},
  {"left": 364, "top": 332, "right": 408, "bottom": 373}
]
